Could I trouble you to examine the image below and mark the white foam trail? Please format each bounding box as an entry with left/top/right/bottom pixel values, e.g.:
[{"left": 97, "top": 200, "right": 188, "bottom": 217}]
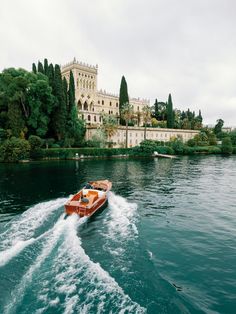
[
  {"left": 0, "top": 238, "right": 35, "bottom": 267},
  {"left": 105, "top": 192, "right": 138, "bottom": 241},
  {"left": 36, "top": 215, "right": 145, "bottom": 313},
  {"left": 4, "top": 213, "right": 72, "bottom": 314},
  {"left": 0, "top": 198, "right": 67, "bottom": 254}
]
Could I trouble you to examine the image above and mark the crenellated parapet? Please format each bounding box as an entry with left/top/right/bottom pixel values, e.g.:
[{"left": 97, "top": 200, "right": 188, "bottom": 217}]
[{"left": 61, "top": 57, "right": 98, "bottom": 71}]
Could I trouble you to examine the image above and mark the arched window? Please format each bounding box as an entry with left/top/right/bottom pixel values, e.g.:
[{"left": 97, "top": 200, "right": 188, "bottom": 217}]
[
  {"left": 88, "top": 115, "right": 91, "bottom": 121},
  {"left": 84, "top": 101, "right": 88, "bottom": 111},
  {"left": 78, "top": 100, "right": 82, "bottom": 111},
  {"left": 94, "top": 116, "right": 96, "bottom": 122},
  {"left": 83, "top": 80, "right": 85, "bottom": 88}
]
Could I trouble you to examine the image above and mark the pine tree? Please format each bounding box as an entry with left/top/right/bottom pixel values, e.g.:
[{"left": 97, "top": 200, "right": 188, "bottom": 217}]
[
  {"left": 44, "top": 58, "right": 49, "bottom": 76},
  {"left": 119, "top": 76, "right": 129, "bottom": 124},
  {"left": 167, "top": 93, "right": 174, "bottom": 128},
  {"left": 32, "top": 63, "right": 37, "bottom": 74},
  {"left": 37, "top": 61, "right": 44, "bottom": 74}
]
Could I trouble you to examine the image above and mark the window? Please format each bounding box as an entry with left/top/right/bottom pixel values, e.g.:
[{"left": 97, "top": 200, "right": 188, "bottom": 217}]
[
  {"left": 138, "top": 106, "right": 139, "bottom": 111},
  {"left": 110, "top": 101, "right": 112, "bottom": 106},
  {"left": 98, "top": 100, "right": 100, "bottom": 104},
  {"left": 94, "top": 116, "right": 96, "bottom": 122},
  {"left": 78, "top": 100, "right": 82, "bottom": 110},
  {"left": 116, "top": 103, "right": 118, "bottom": 107},
  {"left": 84, "top": 102, "right": 88, "bottom": 111},
  {"left": 88, "top": 115, "right": 91, "bottom": 121},
  {"left": 102, "top": 100, "right": 104, "bottom": 105}
]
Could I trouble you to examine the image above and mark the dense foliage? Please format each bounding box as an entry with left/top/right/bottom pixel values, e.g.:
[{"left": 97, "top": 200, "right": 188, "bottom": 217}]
[
  {"left": 0, "top": 59, "right": 85, "bottom": 160},
  {"left": 151, "top": 97, "right": 203, "bottom": 130}
]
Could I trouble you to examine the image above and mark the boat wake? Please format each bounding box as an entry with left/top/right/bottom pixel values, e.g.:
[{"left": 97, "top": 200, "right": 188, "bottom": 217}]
[
  {"left": 0, "top": 198, "right": 67, "bottom": 267},
  {"left": 101, "top": 192, "right": 139, "bottom": 258},
  {"left": 106, "top": 192, "right": 138, "bottom": 239},
  {"left": 2, "top": 196, "right": 145, "bottom": 314}
]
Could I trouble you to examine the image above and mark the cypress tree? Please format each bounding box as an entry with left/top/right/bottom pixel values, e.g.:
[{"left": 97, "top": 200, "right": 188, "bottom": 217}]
[
  {"left": 68, "top": 70, "right": 75, "bottom": 114},
  {"left": 52, "top": 64, "right": 67, "bottom": 140},
  {"left": 8, "top": 102, "right": 25, "bottom": 137},
  {"left": 198, "top": 110, "right": 203, "bottom": 123},
  {"left": 37, "top": 61, "right": 44, "bottom": 74},
  {"left": 44, "top": 58, "right": 49, "bottom": 76},
  {"left": 167, "top": 93, "right": 174, "bottom": 128},
  {"left": 47, "top": 64, "right": 55, "bottom": 92},
  {"left": 154, "top": 98, "right": 159, "bottom": 120},
  {"left": 32, "top": 63, "right": 37, "bottom": 74},
  {"left": 119, "top": 76, "right": 129, "bottom": 124},
  {"left": 63, "top": 77, "right": 68, "bottom": 111}
]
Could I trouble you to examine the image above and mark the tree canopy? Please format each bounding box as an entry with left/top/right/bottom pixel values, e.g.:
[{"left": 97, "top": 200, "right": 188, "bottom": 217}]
[{"left": 0, "top": 60, "right": 85, "bottom": 147}]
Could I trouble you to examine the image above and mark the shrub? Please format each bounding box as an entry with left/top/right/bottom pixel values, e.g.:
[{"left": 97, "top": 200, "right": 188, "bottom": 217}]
[
  {"left": 41, "top": 147, "right": 132, "bottom": 159},
  {"left": 169, "top": 138, "right": 185, "bottom": 155},
  {"left": 229, "top": 131, "right": 236, "bottom": 146},
  {"left": 132, "top": 140, "right": 174, "bottom": 156},
  {"left": 221, "top": 137, "right": 233, "bottom": 155},
  {"left": 0, "top": 138, "right": 30, "bottom": 162},
  {"left": 28, "top": 135, "right": 43, "bottom": 150}
]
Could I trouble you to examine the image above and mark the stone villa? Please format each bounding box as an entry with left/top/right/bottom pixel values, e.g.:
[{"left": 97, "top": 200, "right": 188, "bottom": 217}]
[{"left": 62, "top": 58, "right": 199, "bottom": 147}]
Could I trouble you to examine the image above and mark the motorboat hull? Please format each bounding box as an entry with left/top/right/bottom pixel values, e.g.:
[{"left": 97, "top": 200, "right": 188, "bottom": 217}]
[{"left": 64, "top": 180, "right": 111, "bottom": 217}]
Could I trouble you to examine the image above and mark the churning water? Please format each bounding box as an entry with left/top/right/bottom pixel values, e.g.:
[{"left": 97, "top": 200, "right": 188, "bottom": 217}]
[{"left": 0, "top": 156, "right": 236, "bottom": 313}]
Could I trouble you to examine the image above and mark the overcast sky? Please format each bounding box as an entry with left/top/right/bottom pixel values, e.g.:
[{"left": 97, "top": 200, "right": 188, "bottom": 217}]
[{"left": 1, "top": 0, "right": 236, "bottom": 126}]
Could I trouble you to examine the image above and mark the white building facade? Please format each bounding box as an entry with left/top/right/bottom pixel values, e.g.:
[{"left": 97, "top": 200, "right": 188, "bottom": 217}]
[
  {"left": 61, "top": 58, "right": 149, "bottom": 126},
  {"left": 86, "top": 126, "right": 199, "bottom": 148},
  {"left": 62, "top": 58, "right": 199, "bottom": 148}
]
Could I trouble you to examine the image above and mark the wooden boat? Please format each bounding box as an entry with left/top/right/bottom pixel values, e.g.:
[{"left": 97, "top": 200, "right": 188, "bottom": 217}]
[{"left": 65, "top": 180, "right": 112, "bottom": 217}]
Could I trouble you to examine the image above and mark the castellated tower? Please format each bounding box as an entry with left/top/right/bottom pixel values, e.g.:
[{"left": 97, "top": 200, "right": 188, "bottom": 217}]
[{"left": 61, "top": 58, "right": 149, "bottom": 125}]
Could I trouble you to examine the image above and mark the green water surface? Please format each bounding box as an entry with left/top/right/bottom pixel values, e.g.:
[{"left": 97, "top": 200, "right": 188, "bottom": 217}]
[{"left": 0, "top": 156, "right": 235, "bottom": 313}]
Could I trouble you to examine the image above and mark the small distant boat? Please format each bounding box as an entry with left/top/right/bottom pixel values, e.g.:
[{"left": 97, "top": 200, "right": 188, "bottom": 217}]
[{"left": 65, "top": 180, "right": 112, "bottom": 217}]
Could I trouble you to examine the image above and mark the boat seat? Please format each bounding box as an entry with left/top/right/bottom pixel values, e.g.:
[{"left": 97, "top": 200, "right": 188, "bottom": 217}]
[{"left": 69, "top": 201, "right": 80, "bottom": 206}]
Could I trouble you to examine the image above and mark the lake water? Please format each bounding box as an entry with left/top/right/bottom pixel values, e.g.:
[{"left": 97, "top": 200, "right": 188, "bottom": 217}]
[{"left": 0, "top": 156, "right": 236, "bottom": 314}]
